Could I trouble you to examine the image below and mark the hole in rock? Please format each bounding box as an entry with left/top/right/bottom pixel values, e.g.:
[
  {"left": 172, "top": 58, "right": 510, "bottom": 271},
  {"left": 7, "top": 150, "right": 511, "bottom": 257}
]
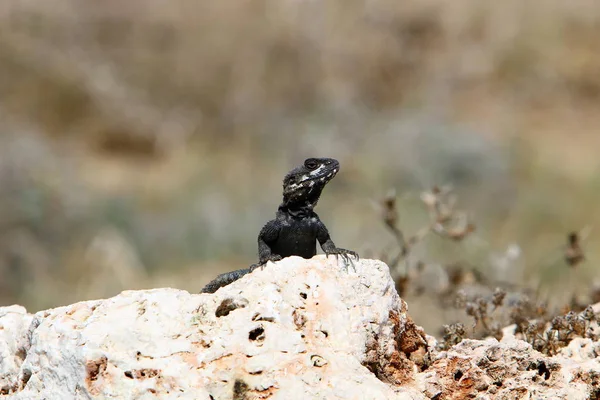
[
  {"left": 249, "top": 327, "right": 265, "bottom": 341},
  {"left": 123, "top": 369, "right": 160, "bottom": 380},
  {"left": 233, "top": 379, "right": 249, "bottom": 400},
  {"left": 300, "top": 292, "right": 307, "bottom": 299},
  {"left": 454, "top": 370, "right": 463, "bottom": 381},
  {"left": 252, "top": 313, "right": 275, "bottom": 322},
  {"left": 526, "top": 361, "right": 551, "bottom": 380},
  {"left": 86, "top": 356, "right": 107, "bottom": 383},
  {"left": 15, "top": 347, "right": 27, "bottom": 363},
  {"left": 311, "top": 354, "right": 327, "bottom": 367},
  {"left": 216, "top": 298, "right": 248, "bottom": 317},
  {"left": 21, "top": 368, "right": 32, "bottom": 388},
  {"left": 536, "top": 362, "right": 551, "bottom": 380}
]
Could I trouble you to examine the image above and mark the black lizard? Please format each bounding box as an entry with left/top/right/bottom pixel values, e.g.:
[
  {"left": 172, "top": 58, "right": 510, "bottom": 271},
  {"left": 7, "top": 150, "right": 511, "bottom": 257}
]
[{"left": 201, "top": 157, "right": 358, "bottom": 293}]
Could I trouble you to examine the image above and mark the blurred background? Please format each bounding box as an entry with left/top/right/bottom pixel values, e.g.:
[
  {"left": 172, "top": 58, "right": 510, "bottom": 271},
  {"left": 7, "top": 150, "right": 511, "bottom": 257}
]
[{"left": 1, "top": 0, "right": 599, "bottom": 332}]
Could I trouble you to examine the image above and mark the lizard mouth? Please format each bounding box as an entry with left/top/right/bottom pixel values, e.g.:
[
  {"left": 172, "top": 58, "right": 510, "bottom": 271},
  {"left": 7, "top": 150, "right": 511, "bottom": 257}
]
[
  {"left": 283, "top": 159, "right": 340, "bottom": 198},
  {"left": 306, "top": 166, "right": 338, "bottom": 186}
]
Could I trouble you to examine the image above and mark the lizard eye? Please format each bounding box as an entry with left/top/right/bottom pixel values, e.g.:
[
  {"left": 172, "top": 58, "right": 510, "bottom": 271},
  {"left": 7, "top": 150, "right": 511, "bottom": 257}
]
[{"left": 304, "top": 159, "right": 318, "bottom": 170}]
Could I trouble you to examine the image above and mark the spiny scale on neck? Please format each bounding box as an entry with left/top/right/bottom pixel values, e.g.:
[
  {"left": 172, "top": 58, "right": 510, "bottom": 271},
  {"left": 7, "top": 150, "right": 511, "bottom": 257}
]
[{"left": 282, "top": 158, "right": 340, "bottom": 209}]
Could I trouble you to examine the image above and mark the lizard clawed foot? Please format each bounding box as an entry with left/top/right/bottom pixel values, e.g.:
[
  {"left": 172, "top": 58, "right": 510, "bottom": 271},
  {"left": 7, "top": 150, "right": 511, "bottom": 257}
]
[
  {"left": 265, "top": 254, "right": 283, "bottom": 263},
  {"left": 325, "top": 248, "right": 359, "bottom": 270},
  {"left": 251, "top": 254, "right": 283, "bottom": 272}
]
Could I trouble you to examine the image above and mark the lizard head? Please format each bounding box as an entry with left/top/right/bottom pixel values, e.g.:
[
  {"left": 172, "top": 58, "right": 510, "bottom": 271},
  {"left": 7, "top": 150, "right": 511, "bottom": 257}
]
[{"left": 282, "top": 158, "right": 340, "bottom": 208}]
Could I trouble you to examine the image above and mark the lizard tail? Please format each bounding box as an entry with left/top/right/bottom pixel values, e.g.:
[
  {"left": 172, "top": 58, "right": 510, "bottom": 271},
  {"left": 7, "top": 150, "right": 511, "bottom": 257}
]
[{"left": 200, "top": 267, "right": 252, "bottom": 294}]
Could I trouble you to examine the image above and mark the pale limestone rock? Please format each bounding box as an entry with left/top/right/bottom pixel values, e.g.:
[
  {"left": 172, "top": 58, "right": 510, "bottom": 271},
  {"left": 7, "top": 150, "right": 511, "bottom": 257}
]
[
  {"left": 1, "top": 256, "right": 426, "bottom": 400},
  {"left": 2, "top": 256, "right": 600, "bottom": 399},
  {"left": 0, "top": 306, "right": 33, "bottom": 394}
]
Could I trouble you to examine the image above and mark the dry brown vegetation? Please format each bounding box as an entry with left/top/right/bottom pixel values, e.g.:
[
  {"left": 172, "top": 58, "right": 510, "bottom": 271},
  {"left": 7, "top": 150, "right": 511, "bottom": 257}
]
[
  {"left": 0, "top": 1, "right": 600, "bottom": 332},
  {"left": 378, "top": 184, "right": 600, "bottom": 346}
]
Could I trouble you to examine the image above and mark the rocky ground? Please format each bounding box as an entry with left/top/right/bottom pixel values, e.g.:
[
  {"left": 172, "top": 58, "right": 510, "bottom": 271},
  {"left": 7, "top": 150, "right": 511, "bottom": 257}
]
[{"left": 0, "top": 257, "right": 599, "bottom": 399}]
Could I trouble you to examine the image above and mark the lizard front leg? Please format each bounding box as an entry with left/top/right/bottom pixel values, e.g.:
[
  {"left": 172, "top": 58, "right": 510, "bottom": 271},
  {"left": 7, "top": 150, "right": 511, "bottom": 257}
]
[
  {"left": 250, "top": 220, "right": 283, "bottom": 271},
  {"left": 316, "top": 220, "right": 358, "bottom": 263}
]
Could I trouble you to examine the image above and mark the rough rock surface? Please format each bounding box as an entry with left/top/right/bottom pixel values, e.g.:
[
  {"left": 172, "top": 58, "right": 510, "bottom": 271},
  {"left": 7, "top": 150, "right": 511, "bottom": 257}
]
[
  {"left": 421, "top": 337, "right": 600, "bottom": 399},
  {"left": 0, "top": 256, "right": 599, "bottom": 399},
  {"left": 0, "top": 256, "right": 427, "bottom": 400},
  {"left": 0, "top": 306, "right": 33, "bottom": 395}
]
